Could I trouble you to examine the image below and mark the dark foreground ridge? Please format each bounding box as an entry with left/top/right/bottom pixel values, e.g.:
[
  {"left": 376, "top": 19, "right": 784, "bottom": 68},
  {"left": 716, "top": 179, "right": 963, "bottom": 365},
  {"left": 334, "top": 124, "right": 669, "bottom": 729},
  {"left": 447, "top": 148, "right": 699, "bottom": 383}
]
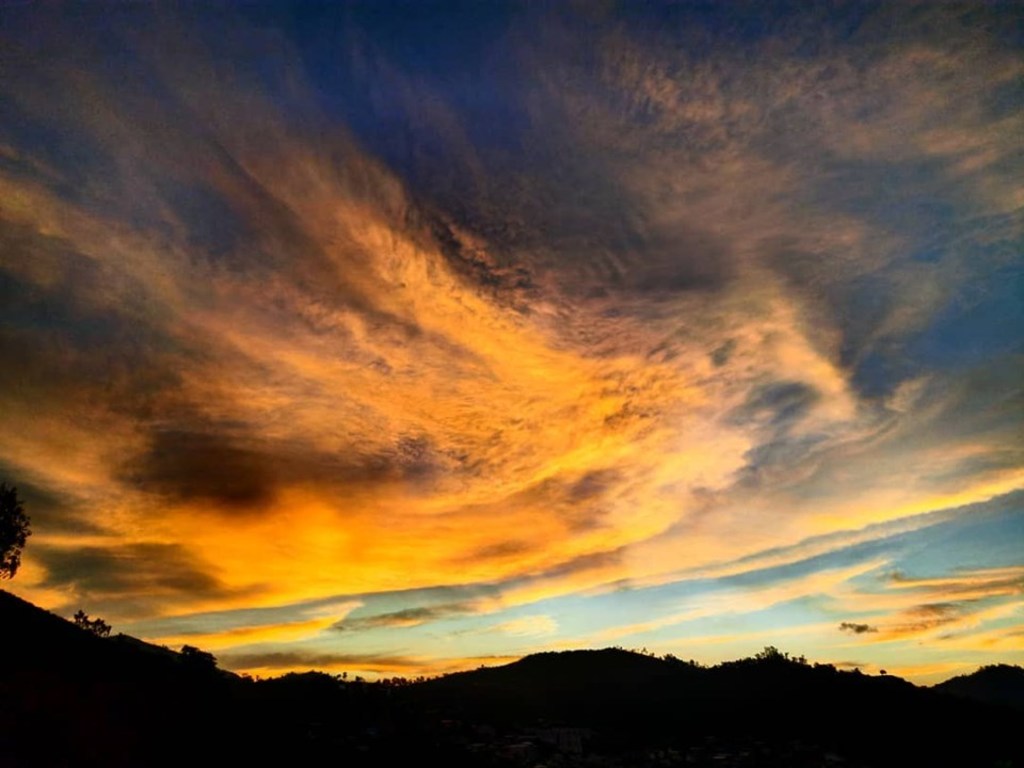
[{"left": 1, "top": 590, "right": 1022, "bottom": 767}]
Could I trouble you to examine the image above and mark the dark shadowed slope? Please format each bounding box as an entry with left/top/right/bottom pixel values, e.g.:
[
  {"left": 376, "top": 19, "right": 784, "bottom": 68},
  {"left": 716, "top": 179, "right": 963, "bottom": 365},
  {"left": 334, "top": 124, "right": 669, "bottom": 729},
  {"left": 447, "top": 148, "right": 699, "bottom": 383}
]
[
  {"left": 3, "top": 591, "right": 1022, "bottom": 767},
  {"left": 414, "top": 648, "right": 1023, "bottom": 767},
  {"left": 0, "top": 590, "right": 414, "bottom": 767},
  {"left": 0, "top": 590, "right": 244, "bottom": 767},
  {"left": 933, "top": 664, "right": 1024, "bottom": 711}
]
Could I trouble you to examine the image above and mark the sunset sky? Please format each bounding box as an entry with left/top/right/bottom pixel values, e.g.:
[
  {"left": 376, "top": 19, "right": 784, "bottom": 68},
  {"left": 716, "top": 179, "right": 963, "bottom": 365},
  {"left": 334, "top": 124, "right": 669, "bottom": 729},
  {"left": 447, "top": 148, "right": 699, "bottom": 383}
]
[{"left": 1, "top": 2, "right": 1021, "bottom": 684}]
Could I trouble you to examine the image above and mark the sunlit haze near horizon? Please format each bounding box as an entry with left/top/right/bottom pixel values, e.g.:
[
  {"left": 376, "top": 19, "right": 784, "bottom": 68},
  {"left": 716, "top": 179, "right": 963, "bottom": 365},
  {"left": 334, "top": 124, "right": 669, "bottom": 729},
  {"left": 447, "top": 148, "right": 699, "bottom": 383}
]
[{"left": 1, "top": 1, "right": 1021, "bottom": 684}]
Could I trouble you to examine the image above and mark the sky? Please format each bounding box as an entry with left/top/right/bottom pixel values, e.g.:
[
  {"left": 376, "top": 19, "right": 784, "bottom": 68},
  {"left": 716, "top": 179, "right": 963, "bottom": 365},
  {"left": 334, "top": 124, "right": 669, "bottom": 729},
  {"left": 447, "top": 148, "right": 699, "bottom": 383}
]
[{"left": 0, "top": 1, "right": 1021, "bottom": 685}]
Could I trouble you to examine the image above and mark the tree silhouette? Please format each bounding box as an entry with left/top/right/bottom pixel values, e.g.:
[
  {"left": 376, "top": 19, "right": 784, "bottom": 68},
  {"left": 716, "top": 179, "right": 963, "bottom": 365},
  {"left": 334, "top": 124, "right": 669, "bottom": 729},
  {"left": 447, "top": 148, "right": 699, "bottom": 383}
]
[
  {"left": 73, "top": 610, "right": 112, "bottom": 637},
  {"left": 0, "top": 482, "right": 31, "bottom": 579},
  {"left": 754, "top": 645, "right": 786, "bottom": 662},
  {"left": 752, "top": 646, "right": 807, "bottom": 665},
  {"left": 180, "top": 644, "right": 218, "bottom": 672}
]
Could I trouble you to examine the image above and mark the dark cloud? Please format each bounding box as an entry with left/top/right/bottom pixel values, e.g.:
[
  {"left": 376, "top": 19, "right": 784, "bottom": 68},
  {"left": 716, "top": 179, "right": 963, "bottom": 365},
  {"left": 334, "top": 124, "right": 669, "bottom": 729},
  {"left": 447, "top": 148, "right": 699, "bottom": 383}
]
[
  {"left": 726, "top": 382, "right": 825, "bottom": 491},
  {"left": 890, "top": 569, "right": 1024, "bottom": 596},
  {"left": 2, "top": 15, "right": 435, "bottom": 346},
  {"left": 129, "top": 582, "right": 503, "bottom": 640},
  {"left": 875, "top": 602, "right": 986, "bottom": 637},
  {"left": 220, "top": 648, "right": 518, "bottom": 674},
  {"left": 839, "top": 622, "right": 878, "bottom": 635},
  {"left": 335, "top": 602, "right": 479, "bottom": 632},
  {"left": 834, "top": 661, "right": 867, "bottom": 669},
  {"left": 219, "top": 650, "right": 421, "bottom": 672},
  {"left": 910, "top": 602, "right": 960, "bottom": 617},
  {"left": 335, "top": 12, "right": 743, "bottom": 309},
  {"left": 528, "top": 548, "right": 624, "bottom": 581},
  {"left": 128, "top": 429, "right": 282, "bottom": 510},
  {"left": 886, "top": 362, "right": 1024, "bottom": 456},
  {"left": 710, "top": 339, "right": 737, "bottom": 368},
  {"left": 427, "top": 216, "right": 537, "bottom": 310},
  {"left": 898, "top": 603, "right": 964, "bottom": 633},
  {"left": 734, "top": 433, "right": 828, "bottom": 491},
  {"left": 765, "top": 245, "right": 890, "bottom": 370},
  {"left": 467, "top": 540, "right": 535, "bottom": 562},
  {"left": 0, "top": 223, "right": 179, "bottom": 404},
  {"left": 617, "top": 228, "right": 734, "bottom": 298},
  {"left": 34, "top": 542, "right": 228, "bottom": 598},
  {"left": 0, "top": 467, "right": 106, "bottom": 536},
  {"left": 429, "top": 172, "right": 736, "bottom": 306},
  {"left": 919, "top": 450, "right": 1024, "bottom": 487},
  {"left": 569, "top": 469, "right": 621, "bottom": 502},
  {"left": 125, "top": 427, "right": 447, "bottom": 514},
  {"left": 729, "top": 381, "right": 821, "bottom": 429},
  {"left": 457, "top": 473, "right": 617, "bottom": 540}
]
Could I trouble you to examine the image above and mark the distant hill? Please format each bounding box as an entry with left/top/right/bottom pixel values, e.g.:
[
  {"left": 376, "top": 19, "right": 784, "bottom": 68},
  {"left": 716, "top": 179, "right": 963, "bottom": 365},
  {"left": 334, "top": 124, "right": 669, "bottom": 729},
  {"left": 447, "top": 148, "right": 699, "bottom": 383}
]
[
  {"left": 0, "top": 590, "right": 243, "bottom": 766},
  {"left": 933, "top": 664, "right": 1024, "bottom": 710},
  {"left": 0, "top": 590, "right": 406, "bottom": 767},
  {"left": 2, "top": 590, "right": 1022, "bottom": 767},
  {"left": 414, "top": 647, "right": 1021, "bottom": 766}
]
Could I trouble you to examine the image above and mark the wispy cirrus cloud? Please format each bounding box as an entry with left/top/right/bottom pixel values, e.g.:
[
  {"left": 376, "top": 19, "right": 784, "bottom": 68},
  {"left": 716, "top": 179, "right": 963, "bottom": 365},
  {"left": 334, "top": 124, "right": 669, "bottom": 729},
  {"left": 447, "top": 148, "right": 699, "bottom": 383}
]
[{"left": 0, "top": 3, "right": 1020, "bottom": 680}]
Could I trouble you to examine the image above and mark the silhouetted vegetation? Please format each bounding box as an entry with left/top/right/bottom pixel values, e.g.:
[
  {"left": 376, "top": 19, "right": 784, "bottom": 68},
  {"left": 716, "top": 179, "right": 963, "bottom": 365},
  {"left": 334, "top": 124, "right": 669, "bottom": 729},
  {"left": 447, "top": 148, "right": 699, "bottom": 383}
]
[
  {"left": 934, "top": 663, "right": 1024, "bottom": 711},
  {"left": 0, "top": 482, "right": 30, "bottom": 579},
  {"left": 73, "top": 610, "right": 111, "bottom": 638},
  {"left": 180, "top": 644, "right": 217, "bottom": 672},
  {"left": 2, "top": 590, "right": 1022, "bottom": 767}
]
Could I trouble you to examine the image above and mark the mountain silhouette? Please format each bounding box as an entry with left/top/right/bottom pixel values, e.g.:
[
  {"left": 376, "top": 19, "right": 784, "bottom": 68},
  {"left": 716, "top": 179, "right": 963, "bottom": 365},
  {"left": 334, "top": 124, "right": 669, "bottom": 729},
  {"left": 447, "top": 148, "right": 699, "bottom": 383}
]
[
  {"left": 0, "top": 590, "right": 244, "bottom": 766},
  {"left": 412, "top": 647, "right": 1021, "bottom": 766},
  {"left": 2, "top": 590, "right": 1021, "bottom": 767},
  {"left": 933, "top": 664, "right": 1024, "bottom": 711}
]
